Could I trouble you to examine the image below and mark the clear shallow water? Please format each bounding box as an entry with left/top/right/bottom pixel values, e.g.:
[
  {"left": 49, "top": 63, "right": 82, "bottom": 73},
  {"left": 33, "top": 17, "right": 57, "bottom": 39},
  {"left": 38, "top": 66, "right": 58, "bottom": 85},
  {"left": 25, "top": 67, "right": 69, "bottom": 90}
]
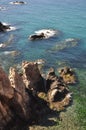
[{"left": 0, "top": 0, "right": 86, "bottom": 70}]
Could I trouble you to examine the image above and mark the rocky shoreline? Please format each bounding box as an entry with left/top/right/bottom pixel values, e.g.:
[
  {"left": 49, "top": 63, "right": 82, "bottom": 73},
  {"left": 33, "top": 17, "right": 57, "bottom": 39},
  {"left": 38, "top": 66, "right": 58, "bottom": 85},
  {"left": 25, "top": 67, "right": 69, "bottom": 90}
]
[{"left": 0, "top": 60, "right": 76, "bottom": 130}]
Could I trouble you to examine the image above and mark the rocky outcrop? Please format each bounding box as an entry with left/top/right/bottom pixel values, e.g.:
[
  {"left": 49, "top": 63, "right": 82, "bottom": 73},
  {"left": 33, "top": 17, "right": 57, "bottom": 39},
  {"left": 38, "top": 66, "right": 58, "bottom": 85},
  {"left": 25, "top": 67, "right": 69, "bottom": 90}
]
[
  {"left": 29, "top": 33, "right": 45, "bottom": 40},
  {"left": 0, "top": 22, "right": 10, "bottom": 32},
  {"left": 0, "top": 61, "right": 75, "bottom": 129},
  {"left": 29, "top": 29, "right": 60, "bottom": 40},
  {"left": 0, "top": 65, "right": 45, "bottom": 129},
  {"left": 22, "top": 61, "right": 45, "bottom": 92},
  {"left": 58, "top": 67, "right": 76, "bottom": 84},
  {"left": 46, "top": 68, "right": 72, "bottom": 111},
  {"left": 0, "top": 67, "right": 14, "bottom": 129}
]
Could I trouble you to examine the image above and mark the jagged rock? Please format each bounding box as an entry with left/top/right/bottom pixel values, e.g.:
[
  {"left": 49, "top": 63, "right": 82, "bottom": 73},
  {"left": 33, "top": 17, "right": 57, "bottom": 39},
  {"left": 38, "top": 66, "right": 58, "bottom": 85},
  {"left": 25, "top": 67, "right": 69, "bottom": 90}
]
[
  {"left": 9, "top": 67, "right": 36, "bottom": 121},
  {"left": 58, "top": 67, "right": 76, "bottom": 84},
  {"left": 46, "top": 67, "right": 71, "bottom": 111},
  {"left": 0, "top": 61, "right": 74, "bottom": 129},
  {"left": 46, "top": 68, "right": 57, "bottom": 91},
  {"left": 22, "top": 61, "right": 45, "bottom": 92},
  {"left": 0, "top": 22, "right": 10, "bottom": 32},
  {"left": 0, "top": 66, "right": 46, "bottom": 129},
  {"left": 50, "top": 93, "right": 72, "bottom": 111},
  {"left": 0, "top": 67, "right": 14, "bottom": 99},
  {"left": 0, "top": 67, "right": 14, "bottom": 129}
]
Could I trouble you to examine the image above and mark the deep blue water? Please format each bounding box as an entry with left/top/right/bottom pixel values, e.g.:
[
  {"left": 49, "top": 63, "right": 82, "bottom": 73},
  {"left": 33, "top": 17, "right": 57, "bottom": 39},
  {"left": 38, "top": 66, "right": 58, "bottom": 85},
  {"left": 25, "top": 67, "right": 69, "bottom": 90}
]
[{"left": 0, "top": 0, "right": 86, "bottom": 71}]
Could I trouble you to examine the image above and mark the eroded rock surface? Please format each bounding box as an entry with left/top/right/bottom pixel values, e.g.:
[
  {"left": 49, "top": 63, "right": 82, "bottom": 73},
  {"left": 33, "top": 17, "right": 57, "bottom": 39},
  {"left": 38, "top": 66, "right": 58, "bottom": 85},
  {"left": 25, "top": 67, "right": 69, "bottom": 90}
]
[
  {"left": 58, "top": 67, "right": 76, "bottom": 84},
  {"left": 0, "top": 61, "right": 75, "bottom": 129},
  {"left": 22, "top": 61, "right": 45, "bottom": 92},
  {"left": 46, "top": 67, "right": 72, "bottom": 111}
]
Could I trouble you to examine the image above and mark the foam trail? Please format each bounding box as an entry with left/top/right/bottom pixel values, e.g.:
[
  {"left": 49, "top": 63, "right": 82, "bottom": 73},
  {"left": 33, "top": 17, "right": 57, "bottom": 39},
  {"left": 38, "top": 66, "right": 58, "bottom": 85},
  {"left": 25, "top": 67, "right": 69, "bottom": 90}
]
[{"left": 2, "top": 22, "right": 16, "bottom": 32}]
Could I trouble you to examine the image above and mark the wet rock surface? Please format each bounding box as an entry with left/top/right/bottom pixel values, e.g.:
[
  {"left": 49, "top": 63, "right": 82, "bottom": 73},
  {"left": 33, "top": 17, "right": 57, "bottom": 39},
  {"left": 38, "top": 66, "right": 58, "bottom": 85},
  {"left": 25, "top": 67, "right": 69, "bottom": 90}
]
[
  {"left": 0, "top": 61, "right": 76, "bottom": 129},
  {"left": 0, "top": 22, "right": 10, "bottom": 32},
  {"left": 29, "top": 29, "right": 61, "bottom": 40}
]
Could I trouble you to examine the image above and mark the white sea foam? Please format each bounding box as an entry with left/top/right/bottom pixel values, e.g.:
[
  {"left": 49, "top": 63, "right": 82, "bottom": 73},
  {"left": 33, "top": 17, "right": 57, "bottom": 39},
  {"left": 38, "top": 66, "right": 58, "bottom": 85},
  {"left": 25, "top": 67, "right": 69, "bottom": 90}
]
[
  {"left": 2, "top": 51, "right": 13, "bottom": 55},
  {"left": 0, "top": 44, "right": 5, "bottom": 48},
  {"left": 65, "top": 38, "right": 75, "bottom": 42},
  {"left": 0, "top": 6, "right": 6, "bottom": 11},
  {"left": 7, "top": 26, "right": 16, "bottom": 32},
  {"left": 35, "top": 29, "right": 57, "bottom": 39},
  {"left": 2, "top": 22, "right": 16, "bottom": 32},
  {"left": 9, "top": 1, "right": 27, "bottom": 5}
]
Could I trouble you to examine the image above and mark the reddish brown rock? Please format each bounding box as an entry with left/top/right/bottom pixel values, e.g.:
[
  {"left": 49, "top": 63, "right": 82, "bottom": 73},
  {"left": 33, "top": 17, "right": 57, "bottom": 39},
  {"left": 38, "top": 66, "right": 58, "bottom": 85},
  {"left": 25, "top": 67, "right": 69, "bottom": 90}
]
[
  {"left": 0, "top": 61, "right": 74, "bottom": 129},
  {"left": 22, "top": 61, "right": 45, "bottom": 92},
  {"left": 46, "top": 67, "right": 71, "bottom": 111},
  {"left": 0, "top": 67, "right": 14, "bottom": 99},
  {"left": 0, "top": 67, "right": 14, "bottom": 129},
  {"left": 9, "top": 67, "right": 32, "bottom": 121}
]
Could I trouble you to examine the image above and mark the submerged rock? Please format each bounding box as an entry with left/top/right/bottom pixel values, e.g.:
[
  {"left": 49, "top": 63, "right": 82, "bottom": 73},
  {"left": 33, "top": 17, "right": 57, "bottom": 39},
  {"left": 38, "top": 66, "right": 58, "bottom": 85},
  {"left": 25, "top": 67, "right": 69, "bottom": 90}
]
[
  {"left": 0, "top": 34, "right": 14, "bottom": 48},
  {"left": 51, "top": 38, "right": 80, "bottom": 51},
  {"left": 0, "top": 6, "right": 6, "bottom": 11},
  {"left": 1, "top": 50, "right": 20, "bottom": 57}
]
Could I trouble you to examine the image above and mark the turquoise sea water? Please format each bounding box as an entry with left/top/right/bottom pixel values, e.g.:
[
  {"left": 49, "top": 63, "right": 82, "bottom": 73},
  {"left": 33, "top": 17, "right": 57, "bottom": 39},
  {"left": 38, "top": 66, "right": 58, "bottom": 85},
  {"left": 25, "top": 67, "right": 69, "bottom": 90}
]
[
  {"left": 0, "top": 0, "right": 86, "bottom": 70},
  {"left": 0, "top": 0, "right": 86, "bottom": 129}
]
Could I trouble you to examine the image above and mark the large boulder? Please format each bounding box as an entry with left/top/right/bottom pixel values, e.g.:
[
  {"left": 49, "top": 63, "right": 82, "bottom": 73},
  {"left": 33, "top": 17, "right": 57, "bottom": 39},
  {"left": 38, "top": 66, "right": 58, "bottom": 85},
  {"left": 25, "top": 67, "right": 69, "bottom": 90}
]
[
  {"left": 0, "top": 65, "right": 45, "bottom": 129},
  {"left": 29, "top": 33, "right": 45, "bottom": 40},
  {"left": 22, "top": 61, "right": 45, "bottom": 92}
]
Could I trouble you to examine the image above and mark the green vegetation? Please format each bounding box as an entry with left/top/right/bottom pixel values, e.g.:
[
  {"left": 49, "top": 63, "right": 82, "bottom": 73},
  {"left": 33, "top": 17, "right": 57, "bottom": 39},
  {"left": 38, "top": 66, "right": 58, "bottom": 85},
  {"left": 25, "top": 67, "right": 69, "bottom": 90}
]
[{"left": 30, "top": 68, "right": 86, "bottom": 130}]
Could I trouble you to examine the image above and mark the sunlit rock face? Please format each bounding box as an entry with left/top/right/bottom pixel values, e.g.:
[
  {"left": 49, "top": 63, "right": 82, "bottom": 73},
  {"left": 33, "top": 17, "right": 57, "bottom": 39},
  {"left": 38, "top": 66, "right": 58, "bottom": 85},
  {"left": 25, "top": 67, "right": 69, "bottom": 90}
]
[
  {"left": 0, "top": 61, "right": 74, "bottom": 129},
  {"left": 58, "top": 67, "right": 76, "bottom": 84},
  {"left": 22, "top": 61, "right": 45, "bottom": 92},
  {"left": 46, "top": 67, "right": 72, "bottom": 111}
]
